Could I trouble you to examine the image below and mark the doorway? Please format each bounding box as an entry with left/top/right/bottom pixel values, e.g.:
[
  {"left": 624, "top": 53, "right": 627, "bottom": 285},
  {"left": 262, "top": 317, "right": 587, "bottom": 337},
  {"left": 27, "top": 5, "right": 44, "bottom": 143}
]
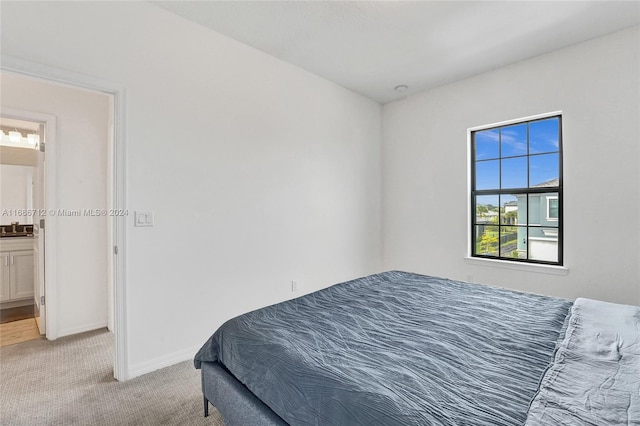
[
  {"left": 0, "top": 117, "right": 46, "bottom": 345},
  {"left": 0, "top": 62, "right": 127, "bottom": 380}
]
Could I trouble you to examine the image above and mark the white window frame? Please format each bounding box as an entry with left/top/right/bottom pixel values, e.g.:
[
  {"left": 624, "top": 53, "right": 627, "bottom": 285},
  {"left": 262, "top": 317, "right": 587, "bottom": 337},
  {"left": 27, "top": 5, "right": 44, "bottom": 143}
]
[{"left": 546, "top": 196, "right": 559, "bottom": 221}]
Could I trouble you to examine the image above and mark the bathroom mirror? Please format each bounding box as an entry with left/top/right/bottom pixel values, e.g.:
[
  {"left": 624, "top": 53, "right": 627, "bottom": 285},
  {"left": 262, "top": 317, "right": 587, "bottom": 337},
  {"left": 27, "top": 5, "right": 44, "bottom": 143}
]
[{"left": 0, "top": 164, "right": 35, "bottom": 225}]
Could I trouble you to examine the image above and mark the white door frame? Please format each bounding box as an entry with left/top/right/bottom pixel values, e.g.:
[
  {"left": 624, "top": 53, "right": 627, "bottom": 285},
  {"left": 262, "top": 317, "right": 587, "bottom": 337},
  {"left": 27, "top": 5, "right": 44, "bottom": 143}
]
[
  {"left": 1, "top": 55, "right": 129, "bottom": 381},
  {"left": 1, "top": 109, "right": 56, "bottom": 337}
]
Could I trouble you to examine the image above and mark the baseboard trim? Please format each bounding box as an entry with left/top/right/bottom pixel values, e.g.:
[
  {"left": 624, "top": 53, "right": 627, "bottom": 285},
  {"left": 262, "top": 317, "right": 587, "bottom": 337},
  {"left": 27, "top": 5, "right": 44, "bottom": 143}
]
[
  {"left": 0, "top": 299, "right": 33, "bottom": 309},
  {"left": 127, "top": 345, "right": 201, "bottom": 380},
  {"left": 57, "top": 321, "right": 108, "bottom": 338}
]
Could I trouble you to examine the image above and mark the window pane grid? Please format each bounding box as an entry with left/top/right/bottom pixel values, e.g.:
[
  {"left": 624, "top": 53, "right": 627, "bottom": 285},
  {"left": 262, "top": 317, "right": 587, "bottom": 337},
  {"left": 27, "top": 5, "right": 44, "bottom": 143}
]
[{"left": 471, "top": 115, "right": 562, "bottom": 265}]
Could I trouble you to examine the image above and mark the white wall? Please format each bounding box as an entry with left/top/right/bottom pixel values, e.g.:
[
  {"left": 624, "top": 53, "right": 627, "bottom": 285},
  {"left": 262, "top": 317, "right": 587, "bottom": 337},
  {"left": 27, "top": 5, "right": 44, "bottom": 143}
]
[
  {"left": 0, "top": 2, "right": 382, "bottom": 377},
  {"left": 1, "top": 73, "right": 111, "bottom": 336},
  {"left": 383, "top": 26, "right": 640, "bottom": 306}
]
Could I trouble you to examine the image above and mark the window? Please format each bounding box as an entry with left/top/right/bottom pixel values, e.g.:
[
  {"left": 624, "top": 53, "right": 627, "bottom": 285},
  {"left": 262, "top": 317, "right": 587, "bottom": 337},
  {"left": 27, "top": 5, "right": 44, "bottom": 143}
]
[
  {"left": 471, "top": 114, "right": 562, "bottom": 265},
  {"left": 546, "top": 196, "right": 558, "bottom": 221}
]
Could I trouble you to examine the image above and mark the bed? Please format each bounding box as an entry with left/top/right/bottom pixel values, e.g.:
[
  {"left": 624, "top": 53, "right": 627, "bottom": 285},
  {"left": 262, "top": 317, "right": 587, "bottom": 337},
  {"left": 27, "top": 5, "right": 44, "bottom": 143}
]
[{"left": 194, "top": 270, "right": 640, "bottom": 425}]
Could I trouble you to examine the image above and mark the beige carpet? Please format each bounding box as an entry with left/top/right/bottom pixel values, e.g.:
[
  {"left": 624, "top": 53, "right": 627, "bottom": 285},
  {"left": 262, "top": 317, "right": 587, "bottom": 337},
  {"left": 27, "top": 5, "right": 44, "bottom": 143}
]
[{"left": 0, "top": 328, "right": 224, "bottom": 425}]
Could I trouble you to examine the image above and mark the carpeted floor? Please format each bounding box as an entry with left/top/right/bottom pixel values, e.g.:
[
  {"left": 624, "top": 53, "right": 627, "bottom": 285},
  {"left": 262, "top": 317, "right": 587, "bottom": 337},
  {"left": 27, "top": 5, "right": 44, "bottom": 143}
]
[{"left": 0, "top": 328, "right": 224, "bottom": 425}]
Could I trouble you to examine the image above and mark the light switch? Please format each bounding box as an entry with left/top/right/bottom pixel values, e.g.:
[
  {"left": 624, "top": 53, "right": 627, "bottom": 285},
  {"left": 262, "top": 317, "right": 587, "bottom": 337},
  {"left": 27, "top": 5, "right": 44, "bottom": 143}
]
[{"left": 134, "top": 211, "right": 154, "bottom": 227}]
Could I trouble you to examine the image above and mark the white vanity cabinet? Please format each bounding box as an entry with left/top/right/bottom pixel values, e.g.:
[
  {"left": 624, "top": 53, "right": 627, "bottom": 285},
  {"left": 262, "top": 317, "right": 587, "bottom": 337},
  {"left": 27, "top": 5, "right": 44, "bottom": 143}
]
[
  {"left": 0, "top": 253, "right": 10, "bottom": 301},
  {"left": 0, "top": 239, "right": 35, "bottom": 303}
]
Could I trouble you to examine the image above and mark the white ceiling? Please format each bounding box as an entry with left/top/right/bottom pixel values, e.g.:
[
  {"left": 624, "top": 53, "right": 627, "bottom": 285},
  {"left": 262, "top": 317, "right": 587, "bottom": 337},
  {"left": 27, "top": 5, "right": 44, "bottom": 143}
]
[{"left": 151, "top": 1, "right": 640, "bottom": 103}]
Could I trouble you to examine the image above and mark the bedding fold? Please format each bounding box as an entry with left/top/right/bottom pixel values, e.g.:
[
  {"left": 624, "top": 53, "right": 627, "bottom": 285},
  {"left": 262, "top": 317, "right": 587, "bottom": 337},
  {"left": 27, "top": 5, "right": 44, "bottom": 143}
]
[{"left": 525, "top": 298, "right": 640, "bottom": 425}]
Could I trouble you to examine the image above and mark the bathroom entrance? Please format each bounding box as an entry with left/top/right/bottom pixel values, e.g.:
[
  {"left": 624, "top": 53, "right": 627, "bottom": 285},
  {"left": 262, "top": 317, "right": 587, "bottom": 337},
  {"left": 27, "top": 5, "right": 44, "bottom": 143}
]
[{"left": 0, "top": 116, "right": 46, "bottom": 346}]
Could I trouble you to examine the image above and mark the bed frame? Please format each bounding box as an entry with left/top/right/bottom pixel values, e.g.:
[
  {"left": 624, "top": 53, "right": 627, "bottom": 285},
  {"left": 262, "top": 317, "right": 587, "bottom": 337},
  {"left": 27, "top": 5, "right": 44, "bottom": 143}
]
[{"left": 201, "top": 361, "right": 287, "bottom": 425}]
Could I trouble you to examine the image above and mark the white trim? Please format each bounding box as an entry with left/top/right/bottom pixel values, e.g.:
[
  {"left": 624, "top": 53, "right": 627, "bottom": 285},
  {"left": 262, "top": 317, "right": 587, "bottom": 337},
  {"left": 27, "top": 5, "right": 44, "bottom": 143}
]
[
  {"left": 58, "top": 321, "right": 109, "bottom": 339},
  {"left": 1, "top": 108, "right": 58, "bottom": 340},
  {"left": 466, "top": 127, "right": 473, "bottom": 256},
  {"left": 468, "top": 110, "right": 563, "bottom": 132},
  {"left": 1, "top": 55, "right": 129, "bottom": 381},
  {"left": 107, "top": 94, "right": 115, "bottom": 334},
  {"left": 127, "top": 345, "right": 202, "bottom": 380},
  {"left": 546, "top": 195, "right": 559, "bottom": 221},
  {"left": 0, "top": 299, "right": 33, "bottom": 309},
  {"left": 464, "top": 256, "right": 569, "bottom": 276}
]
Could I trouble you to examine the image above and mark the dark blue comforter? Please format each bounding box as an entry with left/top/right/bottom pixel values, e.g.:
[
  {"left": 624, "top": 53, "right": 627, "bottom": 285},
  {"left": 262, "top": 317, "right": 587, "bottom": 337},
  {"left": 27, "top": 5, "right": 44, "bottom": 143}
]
[{"left": 195, "top": 271, "right": 572, "bottom": 425}]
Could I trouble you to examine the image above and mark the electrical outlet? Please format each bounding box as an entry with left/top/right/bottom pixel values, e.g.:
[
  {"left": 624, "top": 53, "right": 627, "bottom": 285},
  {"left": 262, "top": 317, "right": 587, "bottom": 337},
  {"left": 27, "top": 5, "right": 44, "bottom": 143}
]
[{"left": 291, "top": 280, "right": 298, "bottom": 292}]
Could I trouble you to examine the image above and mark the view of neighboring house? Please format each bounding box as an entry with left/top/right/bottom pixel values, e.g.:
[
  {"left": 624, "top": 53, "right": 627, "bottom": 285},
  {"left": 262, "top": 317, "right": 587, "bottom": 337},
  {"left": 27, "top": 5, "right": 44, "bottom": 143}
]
[
  {"left": 504, "top": 200, "right": 518, "bottom": 214},
  {"left": 475, "top": 178, "right": 559, "bottom": 262},
  {"left": 515, "top": 178, "right": 560, "bottom": 262}
]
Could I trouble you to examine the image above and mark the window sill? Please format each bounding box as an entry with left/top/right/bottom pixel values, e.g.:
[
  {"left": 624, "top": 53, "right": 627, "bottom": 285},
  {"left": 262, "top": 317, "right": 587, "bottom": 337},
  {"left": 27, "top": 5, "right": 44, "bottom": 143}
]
[{"left": 464, "top": 257, "right": 569, "bottom": 276}]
